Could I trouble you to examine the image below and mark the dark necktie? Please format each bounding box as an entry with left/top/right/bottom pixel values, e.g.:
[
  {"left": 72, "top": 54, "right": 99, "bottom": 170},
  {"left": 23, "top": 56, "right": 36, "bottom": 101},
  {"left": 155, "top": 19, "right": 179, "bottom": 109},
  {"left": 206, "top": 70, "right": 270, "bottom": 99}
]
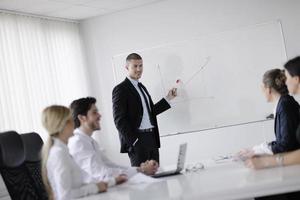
[{"left": 138, "top": 82, "right": 154, "bottom": 124}]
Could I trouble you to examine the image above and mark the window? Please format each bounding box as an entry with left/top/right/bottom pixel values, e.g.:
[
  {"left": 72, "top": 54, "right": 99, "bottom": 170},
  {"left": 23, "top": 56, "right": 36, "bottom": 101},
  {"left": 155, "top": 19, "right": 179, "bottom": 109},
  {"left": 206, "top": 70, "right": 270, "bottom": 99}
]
[{"left": 0, "top": 12, "right": 90, "bottom": 140}]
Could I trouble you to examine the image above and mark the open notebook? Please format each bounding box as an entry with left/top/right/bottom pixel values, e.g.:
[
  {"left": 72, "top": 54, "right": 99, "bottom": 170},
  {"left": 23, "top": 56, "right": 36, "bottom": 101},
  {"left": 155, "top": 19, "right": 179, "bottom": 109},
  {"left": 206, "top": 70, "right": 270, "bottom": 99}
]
[{"left": 152, "top": 143, "right": 187, "bottom": 178}]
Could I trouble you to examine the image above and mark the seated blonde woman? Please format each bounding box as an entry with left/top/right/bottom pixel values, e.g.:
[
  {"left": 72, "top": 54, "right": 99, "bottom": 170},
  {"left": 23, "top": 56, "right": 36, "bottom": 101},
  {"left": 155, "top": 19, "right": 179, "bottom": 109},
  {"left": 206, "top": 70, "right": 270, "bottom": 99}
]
[
  {"left": 245, "top": 56, "right": 300, "bottom": 169},
  {"left": 41, "top": 105, "right": 107, "bottom": 200}
]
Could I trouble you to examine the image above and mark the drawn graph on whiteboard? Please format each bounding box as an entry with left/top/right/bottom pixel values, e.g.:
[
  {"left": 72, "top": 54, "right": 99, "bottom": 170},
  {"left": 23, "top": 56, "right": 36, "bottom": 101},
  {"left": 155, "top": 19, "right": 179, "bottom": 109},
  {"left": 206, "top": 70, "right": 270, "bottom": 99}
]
[
  {"left": 112, "top": 21, "right": 286, "bottom": 135},
  {"left": 156, "top": 56, "right": 215, "bottom": 104}
]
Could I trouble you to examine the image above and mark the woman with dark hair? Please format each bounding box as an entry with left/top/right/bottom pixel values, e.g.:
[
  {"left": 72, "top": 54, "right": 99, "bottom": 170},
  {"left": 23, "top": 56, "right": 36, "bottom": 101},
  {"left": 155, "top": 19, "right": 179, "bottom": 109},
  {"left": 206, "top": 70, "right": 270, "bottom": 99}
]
[
  {"left": 245, "top": 56, "right": 300, "bottom": 169},
  {"left": 243, "top": 57, "right": 300, "bottom": 200},
  {"left": 238, "top": 68, "right": 300, "bottom": 159}
]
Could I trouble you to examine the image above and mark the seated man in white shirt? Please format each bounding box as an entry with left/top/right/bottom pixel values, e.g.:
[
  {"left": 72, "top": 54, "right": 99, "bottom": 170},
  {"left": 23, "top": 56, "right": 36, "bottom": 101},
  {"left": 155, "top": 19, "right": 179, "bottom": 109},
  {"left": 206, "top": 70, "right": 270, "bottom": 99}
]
[{"left": 68, "top": 97, "right": 158, "bottom": 187}]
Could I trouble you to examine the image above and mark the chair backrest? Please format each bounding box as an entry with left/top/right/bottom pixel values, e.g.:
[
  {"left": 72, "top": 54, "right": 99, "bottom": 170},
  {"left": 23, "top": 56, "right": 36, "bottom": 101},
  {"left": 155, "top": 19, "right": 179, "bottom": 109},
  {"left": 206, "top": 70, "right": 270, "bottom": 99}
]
[
  {"left": 0, "top": 131, "right": 40, "bottom": 200},
  {"left": 21, "top": 132, "right": 48, "bottom": 200},
  {"left": 21, "top": 133, "right": 43, "bottom": 162}
]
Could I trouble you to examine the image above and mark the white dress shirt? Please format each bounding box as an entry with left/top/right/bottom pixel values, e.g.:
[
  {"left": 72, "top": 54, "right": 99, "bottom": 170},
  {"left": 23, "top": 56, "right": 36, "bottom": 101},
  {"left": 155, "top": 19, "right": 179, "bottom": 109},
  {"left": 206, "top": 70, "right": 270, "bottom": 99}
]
[
  {"left": 68, "top": 129, "right": 138, "bottom": 187},
  {"left": 273, "top": 97, "right": 280, "bottom": 118},
  {"left": 47, "top": 138, "right": 99, "bottom": 200},
  {"left": 127, "top": 76, "right": 171, "bottom": 130},
  {"left": 127, "top": 76, "right": 155, "bottom": 129}
]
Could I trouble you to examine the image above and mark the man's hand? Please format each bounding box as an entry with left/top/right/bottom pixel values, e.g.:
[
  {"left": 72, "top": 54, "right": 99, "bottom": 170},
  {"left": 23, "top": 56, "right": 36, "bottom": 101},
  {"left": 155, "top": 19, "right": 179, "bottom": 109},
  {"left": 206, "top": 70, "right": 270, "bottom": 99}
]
[
  {"left": 166, "top": 88, "right": 177, "bottom": 101},
  {"left": 97, "top": 182, "right": 108, "bottom": 193},
  {"left": 115, "top": 174, "right": 128, "bottom": 185},
  {"left": 139, "top": 160, "right": 159, "bottom": 175}
]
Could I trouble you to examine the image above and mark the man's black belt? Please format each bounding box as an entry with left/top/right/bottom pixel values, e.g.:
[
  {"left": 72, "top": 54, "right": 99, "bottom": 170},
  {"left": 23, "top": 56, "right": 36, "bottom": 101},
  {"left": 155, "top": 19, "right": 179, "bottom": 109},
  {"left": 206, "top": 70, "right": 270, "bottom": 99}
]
[{"left": 137, "top": 128, "right": 155, "bottom": 133}]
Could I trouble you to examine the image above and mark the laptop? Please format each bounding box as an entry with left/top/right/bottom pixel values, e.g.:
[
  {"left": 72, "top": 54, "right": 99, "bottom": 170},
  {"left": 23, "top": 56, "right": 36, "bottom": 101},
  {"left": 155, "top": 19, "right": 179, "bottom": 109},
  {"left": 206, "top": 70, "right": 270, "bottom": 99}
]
[{"left": 152, "top": 143, "right": 187, "bottom": 178}]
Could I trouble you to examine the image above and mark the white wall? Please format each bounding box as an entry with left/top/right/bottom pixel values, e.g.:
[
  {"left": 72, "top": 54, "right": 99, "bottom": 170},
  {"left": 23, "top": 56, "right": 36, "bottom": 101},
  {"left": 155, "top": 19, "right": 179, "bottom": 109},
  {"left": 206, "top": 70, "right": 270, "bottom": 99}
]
[{"left": 79, "top": 0, "right": 300, "bottom": 166}]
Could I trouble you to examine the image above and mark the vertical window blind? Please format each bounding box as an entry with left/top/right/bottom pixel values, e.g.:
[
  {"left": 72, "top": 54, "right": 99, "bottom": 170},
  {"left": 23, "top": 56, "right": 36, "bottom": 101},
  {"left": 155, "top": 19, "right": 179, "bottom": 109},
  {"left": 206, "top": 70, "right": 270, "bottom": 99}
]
[{"left": 0, "top": 12, "right": 90, "bottom": 140}]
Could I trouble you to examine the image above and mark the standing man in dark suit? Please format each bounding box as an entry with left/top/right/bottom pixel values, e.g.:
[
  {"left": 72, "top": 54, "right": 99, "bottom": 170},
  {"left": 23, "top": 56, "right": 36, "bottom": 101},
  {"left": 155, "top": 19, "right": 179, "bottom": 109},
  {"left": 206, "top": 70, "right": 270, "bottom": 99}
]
[{"left": 112, "top": 53, "right": 177, "bottom": 166}]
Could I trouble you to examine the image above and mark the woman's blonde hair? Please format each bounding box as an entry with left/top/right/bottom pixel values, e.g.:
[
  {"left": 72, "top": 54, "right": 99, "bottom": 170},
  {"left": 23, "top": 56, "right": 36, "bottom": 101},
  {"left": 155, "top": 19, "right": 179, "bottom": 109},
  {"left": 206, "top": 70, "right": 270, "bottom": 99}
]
[{"left": 41, "top": 105, "right": 72, "bottom": 200}]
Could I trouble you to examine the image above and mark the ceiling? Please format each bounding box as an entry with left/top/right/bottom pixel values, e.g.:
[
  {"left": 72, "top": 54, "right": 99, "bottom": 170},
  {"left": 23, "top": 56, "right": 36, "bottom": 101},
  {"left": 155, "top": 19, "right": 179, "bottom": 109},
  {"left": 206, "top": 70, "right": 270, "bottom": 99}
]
[{"left": 0, "top": 0, "right": 164, "bottom": 21}]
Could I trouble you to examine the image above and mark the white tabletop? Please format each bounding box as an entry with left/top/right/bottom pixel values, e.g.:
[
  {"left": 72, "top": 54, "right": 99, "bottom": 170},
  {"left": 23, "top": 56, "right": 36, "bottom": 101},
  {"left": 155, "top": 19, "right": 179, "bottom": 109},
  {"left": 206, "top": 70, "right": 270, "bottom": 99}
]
[{"left": 79, "top": 161, "right": 300, "bottom": 200}]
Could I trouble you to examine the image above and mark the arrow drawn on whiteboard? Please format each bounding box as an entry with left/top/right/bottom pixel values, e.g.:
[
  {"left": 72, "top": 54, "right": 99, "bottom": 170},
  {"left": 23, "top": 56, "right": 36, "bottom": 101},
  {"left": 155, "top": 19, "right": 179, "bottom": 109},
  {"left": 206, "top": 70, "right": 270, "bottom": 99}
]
[
  {"left": 156, "top": 56, "right": 212, "bottom": 99},
  {"left": 183, "top": 56, "right": 211, "bottom": 87}
]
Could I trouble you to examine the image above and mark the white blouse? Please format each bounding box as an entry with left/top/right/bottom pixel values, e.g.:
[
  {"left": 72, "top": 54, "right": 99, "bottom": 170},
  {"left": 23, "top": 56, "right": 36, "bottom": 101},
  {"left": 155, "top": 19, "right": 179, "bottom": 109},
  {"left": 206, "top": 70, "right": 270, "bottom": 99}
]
[
  {"left": 251, "top": 99, "right": 280, "bottom": 156},
  {"left": 47, "top": 138, "right": 99, "bottom": 200},
  {"left": 68, "top": 129, "right": 138, "bottom": 187}
]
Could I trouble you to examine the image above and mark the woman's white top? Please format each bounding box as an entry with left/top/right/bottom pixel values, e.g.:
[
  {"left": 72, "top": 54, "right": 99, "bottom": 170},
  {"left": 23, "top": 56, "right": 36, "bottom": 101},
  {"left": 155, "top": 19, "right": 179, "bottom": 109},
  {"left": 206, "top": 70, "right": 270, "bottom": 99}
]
[
  {"left": 47, "top": 138, "right": 99, "bottom": 200},
  {"left": 251, "top": 99, "right": 280, "bottom": 155}
]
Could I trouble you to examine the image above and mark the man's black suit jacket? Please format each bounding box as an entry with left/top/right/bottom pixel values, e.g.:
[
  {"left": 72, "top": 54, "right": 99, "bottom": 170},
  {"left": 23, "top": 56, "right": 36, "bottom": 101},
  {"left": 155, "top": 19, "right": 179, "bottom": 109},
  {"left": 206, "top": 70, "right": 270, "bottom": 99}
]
[
  {"left": 112, "top": 78, "right": 171, "bottom": 153},
  {"left": 270, "top": 94, "right": 300, "bottom": 153}
]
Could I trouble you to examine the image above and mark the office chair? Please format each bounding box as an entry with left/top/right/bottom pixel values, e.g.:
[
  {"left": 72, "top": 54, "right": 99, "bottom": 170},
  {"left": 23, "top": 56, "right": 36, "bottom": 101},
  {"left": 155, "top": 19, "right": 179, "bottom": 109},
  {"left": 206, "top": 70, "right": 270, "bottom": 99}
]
[
  {"left": 21, "top": 132, "right": 48, "bottom": 200},
  {"left": 0, "top": 131, "right": 39, "bottom": 200}
]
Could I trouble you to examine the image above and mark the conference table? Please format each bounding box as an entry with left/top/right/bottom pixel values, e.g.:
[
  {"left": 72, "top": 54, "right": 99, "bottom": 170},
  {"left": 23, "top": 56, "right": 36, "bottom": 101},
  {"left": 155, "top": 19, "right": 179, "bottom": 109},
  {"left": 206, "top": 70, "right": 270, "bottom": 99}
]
[{"left": 79, "top": 160, "right": 300, "bottom": 200}]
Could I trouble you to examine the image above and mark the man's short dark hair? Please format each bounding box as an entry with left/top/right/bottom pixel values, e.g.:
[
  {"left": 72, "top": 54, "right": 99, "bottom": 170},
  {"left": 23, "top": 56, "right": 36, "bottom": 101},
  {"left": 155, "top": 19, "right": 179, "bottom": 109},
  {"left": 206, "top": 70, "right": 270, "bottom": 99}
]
[
  {"left": 284, "top": 56, "right": 300, "bottom": 77},
  {"left": 70, "top": 97, "right": 96, "bottom": 128},
  {"left": 126, "top": 53, "right": 142, "bottom": 61}
]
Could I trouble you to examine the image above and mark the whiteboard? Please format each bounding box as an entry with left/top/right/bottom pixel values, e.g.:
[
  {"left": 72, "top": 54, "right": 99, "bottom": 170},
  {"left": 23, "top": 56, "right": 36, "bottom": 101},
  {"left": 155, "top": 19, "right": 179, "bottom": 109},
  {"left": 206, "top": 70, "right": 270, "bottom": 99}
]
[{"left": 112, "top": 21, "right": 287, "bottom": 135}]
